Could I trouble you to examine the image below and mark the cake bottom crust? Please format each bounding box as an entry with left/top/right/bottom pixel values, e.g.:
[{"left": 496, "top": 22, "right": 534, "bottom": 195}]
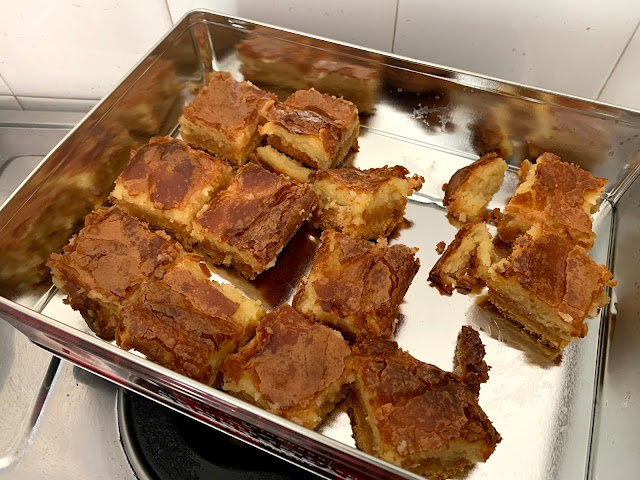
[
  {"left": 487, "top": 287, "right": 573, "bottom": 352},
  {"left": 253, "top": 145, "right": 312, "bottom": 183}
]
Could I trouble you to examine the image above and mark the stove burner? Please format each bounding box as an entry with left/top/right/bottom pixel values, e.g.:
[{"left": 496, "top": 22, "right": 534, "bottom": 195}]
[{"left": 117, "top": 389, "right": 319, "bottom": 480}]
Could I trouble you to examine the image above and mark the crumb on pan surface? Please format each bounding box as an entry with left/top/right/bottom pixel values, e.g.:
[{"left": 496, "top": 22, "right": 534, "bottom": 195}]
[
  {"left": 221, "top": 305, "right": 353, "bottom": 429},
  {"left": 454, "top": 325, "right": 490, "bottom": 398}
]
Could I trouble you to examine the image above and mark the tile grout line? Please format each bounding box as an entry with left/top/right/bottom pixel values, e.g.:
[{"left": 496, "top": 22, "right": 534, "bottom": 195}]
[
  {"left": 596, "top": 18, "right": 640, "bottom": 100},
  {"left": 390, "top": 0, "right": 401, "bottom": 53},
  {"left": 0, "top": 71, "right": 24, "bottom": 109},
  {"left": 15, "top": 95, "right": 100, "bottom": 101},
  {"left": 163, "top": 0, "right": 174, "bottom": 25}
]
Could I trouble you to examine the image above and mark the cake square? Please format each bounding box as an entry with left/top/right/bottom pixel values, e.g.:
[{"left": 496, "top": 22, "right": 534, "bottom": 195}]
[
  {"left": 349, "top": 332, "right": 501, "bottom": 479},
  {"left": 252, "top": 145, "right": 313, "bottom": 183},
  {"left": 307, "top": 55, "right": 380, "bottom": 114},
  {"left": 443, "top": 152, "right": 508, "bottom": 224},
  {"left": 309, "top": 165, "right": 424, "bottom": 239},
  {"left": 117, "top": 254, "right": 266, "bottom": 385},
  {"left": 179, "top": 72, "right": 277, "bottom": 166},
  {"left": 429, "top": 222, "right": 494, "bottom": 295},
  {"left": 497, "top": 152, "right": 607, "bottom": 249},
  {"left": 259, "top": 88, "right": 360, "bottom": 170},
  {"left": 110, "top": 137, "right": 233, "bottom": 241},
  {"left": 292, "top": 230, "right": 420, "bottom": 340},
  {"left": 47, "top": 207, "right": 182, "bottom": 340},
  {"left": 488, "top": 223, "right": 615, "bottom": 351},
  {"left": 221, "top": 305, "right": 353, "bottom": 429},
  {"left": 191, "top": 163, "right": 316, "bottom": 279}
]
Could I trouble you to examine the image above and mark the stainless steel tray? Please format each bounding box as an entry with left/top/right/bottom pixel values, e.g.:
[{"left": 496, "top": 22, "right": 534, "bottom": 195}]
[{"left": 1, "top": 10, "right": 639, "bottom": 479}]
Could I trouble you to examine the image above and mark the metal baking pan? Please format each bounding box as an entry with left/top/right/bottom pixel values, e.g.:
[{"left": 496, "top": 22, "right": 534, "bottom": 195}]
[{"left": 1, "top": 9, "right": 639, "bottom": 479}]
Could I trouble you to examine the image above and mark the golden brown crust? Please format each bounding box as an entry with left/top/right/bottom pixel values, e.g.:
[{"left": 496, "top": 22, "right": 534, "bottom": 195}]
[
  {"left": 453, "top": 326, "right": 489, "bottom": 398},
  {"left": 351, "top": 337, "right": 501, "bottom": 475},
  {"left": 501, "top": 153, "right": 607, "bottom": 247},
  {"left": 443, "top": 152, "right": 501, "bottom": 207},
  {"left": 492, "top": 224, "right": 615, "bottom": 335},
  {"left": 263, "top": 93, "right": 356, "bottom": 156},
  {"left": 115, "top": 137, "right": 231, "bottom": 210},
  {"left": 46, "top": 207, "right": 181, "bottom": 340},
  {"left": 47, "top": 207, "right": 180, "bottom": 302},
  {"left": 309, "top": 165, "right": 423, "bottom": 193},
  {"left": 221, "top": 305, "right": 352, "bottom": 425},
  {"left": 181, "top": 72, "right": 276, "bottom": 139},
  {"left": 293, "top": 231, "right": 419, "bottom": 340},
  {"left": 193, "top": 163, "right": 316, "bottom": 275},
  {"left": 118, "top": 263, "right": 244, "bottom": 385}
]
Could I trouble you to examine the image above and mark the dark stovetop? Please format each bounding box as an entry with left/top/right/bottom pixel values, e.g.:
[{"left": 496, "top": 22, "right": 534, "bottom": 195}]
[{"left": 121, "top": 390, "right": 320, "bottom": 480}]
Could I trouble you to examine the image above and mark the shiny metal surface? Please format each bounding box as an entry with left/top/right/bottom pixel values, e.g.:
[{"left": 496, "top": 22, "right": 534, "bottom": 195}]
[
  {"left": 589, "top": 174, "right": 640, "bottom": 480},
  {"left": 0, "top": 113, "right": 74, "bottom": 473},
  {"left": 0, "top": 362, "right": 134, "bottom": 480},
  {"left": 1, "top": 10, "right": 639, "bottom": 479},
  {"left": 0, "top": 111, "right": 134, "bottom": 480}
]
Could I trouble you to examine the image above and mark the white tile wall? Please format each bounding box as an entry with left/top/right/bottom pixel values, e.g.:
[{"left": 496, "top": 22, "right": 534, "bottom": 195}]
[
  {"left": 0, "top": 0, "right": 172, "bottom": 100},
  {"left": 168, "top": 0, "right": 398, "bottom": 52},
  {"left": 599, "top": 25, "right": 640, "bottom": 110},
  {"left": 0, "top": 0, "right": 639, "bottom": 111},
  {"left": 393, "top": 0, "right": 640, "bottom": 99}
]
